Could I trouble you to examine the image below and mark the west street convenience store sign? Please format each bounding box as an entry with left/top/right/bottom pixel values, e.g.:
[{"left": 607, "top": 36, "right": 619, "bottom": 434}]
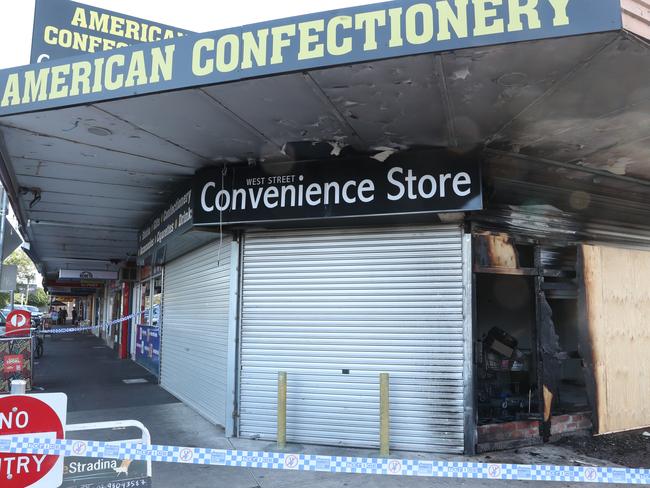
[
  {"left": 0, "top": 0, "right": 622, "bottom": 116},
  {"left": 193, "top": 150, "right": 483, "bottom": 226}
]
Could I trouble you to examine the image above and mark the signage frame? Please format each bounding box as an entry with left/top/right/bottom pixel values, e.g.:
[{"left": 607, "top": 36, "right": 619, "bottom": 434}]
[{"left": 192, "top": 150, "right": 483, "bottom": 227}]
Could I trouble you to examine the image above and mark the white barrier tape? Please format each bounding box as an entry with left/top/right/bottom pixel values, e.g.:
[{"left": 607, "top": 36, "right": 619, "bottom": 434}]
[
  {"left": 43, "top": 311, "right": 152, "bottom": 335},
  {"left": 0, "top": 437, "right": 648, "bottom": 484}
]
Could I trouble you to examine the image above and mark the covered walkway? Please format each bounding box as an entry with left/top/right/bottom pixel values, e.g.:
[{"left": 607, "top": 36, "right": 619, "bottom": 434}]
[{"left": 31, "top": 332, "right": 628, "bottom": 488}]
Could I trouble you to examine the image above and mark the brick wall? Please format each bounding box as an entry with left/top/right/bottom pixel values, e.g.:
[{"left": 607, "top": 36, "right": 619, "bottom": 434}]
[
  {"left": 550, "top": 412, "right": 593, "bottom": 436},
  {"left": 477, "top": 413, "right": 593, "bottom": 452},
  {"left": 478, "top": 420, "right": 541, "bottom": 443}
]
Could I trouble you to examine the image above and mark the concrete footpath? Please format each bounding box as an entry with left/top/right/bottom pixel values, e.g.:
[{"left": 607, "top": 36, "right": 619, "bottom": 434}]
[{"left": 32, "top": 333, "right": 628, "bottom": 488}]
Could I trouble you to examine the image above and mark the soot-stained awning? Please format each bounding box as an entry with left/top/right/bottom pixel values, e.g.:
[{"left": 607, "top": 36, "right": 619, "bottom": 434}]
[{"left": 0, "top": 1, "right": 648, "bottom": 282}]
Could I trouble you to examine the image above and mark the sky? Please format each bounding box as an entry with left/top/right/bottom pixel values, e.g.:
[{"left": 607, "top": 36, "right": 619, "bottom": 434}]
[{"left": 0, "top": 0, "right": 372, "bottom": 69}]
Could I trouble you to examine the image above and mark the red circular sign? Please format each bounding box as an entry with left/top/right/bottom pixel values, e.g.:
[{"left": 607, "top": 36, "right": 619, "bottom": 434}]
[
  {"left": 6, "top": 310, "right": 31, "bottom": 337},
  {"left": 0, "top": 396, "right": 64, "bottom": 487}
]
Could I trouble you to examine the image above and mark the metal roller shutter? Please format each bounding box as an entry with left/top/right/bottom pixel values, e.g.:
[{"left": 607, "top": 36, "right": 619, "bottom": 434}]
[
  {"left": 239, "top": 225, "right": 467, "bottom": 453},
  {"left": 161, "top": 237, "right": 232, "bottom": 426}
]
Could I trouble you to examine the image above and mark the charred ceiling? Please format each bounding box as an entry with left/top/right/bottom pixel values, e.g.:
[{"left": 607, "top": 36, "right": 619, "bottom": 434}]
[{"left": 0, "top": 30, "right": 648, "bottom": 278}]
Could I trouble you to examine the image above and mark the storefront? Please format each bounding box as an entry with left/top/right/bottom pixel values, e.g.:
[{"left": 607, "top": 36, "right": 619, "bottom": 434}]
[
  {"left": 134, "top": 149, "right": 480, "bottom": 452},
  {"left": 1, "top": 0, "right": 648, "bottom": 457}
]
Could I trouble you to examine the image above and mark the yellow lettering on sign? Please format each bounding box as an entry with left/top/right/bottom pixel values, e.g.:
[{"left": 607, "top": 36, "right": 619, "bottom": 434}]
[
  {"left": 70, "top": 61, "right": 92, "bottom": 96},
  {"left": 327, "top": 16, "right": 353, "bottom": 56},
  {"left": 150, "top": 26, "right": 163, "bottom": 42},
  {"left": 298, "top": 20, "right": 325, "bottom": 60},
  {"left": 150, "top": 45, "right": 175, "bottom": 83},
  {"left": 70, "top": 7, "right": 88, "bottom": 28},
  {"left": 124, "top": 19, "right": 139, "bottom": 40},
  {"left": 59, "top": 30, "right": 72, "bottom": 48},
  {"left": 105, "top": 54, "right": 125, "bottom": 90},
  {"left": 110, "top": 16, "right": 125, "bottom": 36},
  {"left": 271, "top": 25, "right": 296, "bottom": 64},
  {"left": 44, "top": 26, "right": 58, "bottom": 45},
  {"left": 507, "top": 0, "right": 541, "bottom": 32},
  {"left": 1, "top": 74, "right": 21, "bottom": 107},
  {"left": 192, "top": 38, "right": 215, "bottom": 76},
  {"left": 387, "top": 8, "right": 404, "bottom": 47},
  {"left": 92, "top": 57, "right": 105, "bottom": 93},
  {"left": 355, "top": 11, "right": 386, "bottom": 51},
  {"left": 72, "top": 32, "right": 89, "bottom": 51},
  {"left": 216, "top": 34, "right": 240, "bottom": 73},
  {"left": 124, "top": 50, "right": 148, "bottom": 87},
  {"left": 548, "top": 0, "right": 570, "bottom": 26},
  {"left": 437, "top": 0, "right": 469, "bottom": 40},
  {"left": 405, "top": 3, "right": 435, "bottom": 45},
  {"left": 242, "top": 29, "right": 269, "bottom": 69},
  {"left": 473, "top": 0, "right": 505, "bottom": 36},
  {"left": 49, "top": 65, "right": 70, "bottom": 100},
  {"left": 89, "top": 11, "right": 110, "bottom": 34},
  {"left": 22, "top": 68, "right": 50, "bottom": 103}
]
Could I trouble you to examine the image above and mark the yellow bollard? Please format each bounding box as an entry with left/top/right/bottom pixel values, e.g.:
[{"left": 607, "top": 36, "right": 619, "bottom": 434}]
[
  {"left": 277, "top": 371, "right": 287, "bottom": 449},
  {"left": 380, "top": 373, "right": 390, "bottom": 457}
]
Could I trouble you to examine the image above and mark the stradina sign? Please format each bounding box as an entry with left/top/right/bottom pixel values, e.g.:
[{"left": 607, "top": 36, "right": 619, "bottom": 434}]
[
  {"left": 193, "top": 150, "right": 483, "bottom": 226},
  {"left": 0, "top": 0, "right": 622, "bottom": 116}
]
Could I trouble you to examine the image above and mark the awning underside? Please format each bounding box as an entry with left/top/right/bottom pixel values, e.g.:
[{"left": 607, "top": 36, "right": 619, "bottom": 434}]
[{"left": 0, "top": 30, "right": 648, "bottom": 281}]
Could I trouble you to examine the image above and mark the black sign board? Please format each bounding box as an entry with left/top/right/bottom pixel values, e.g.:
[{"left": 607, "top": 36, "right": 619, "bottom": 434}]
[
  {"left": 193, "top": 150, "right": 482, "bottom": 227},
  {"left": 138, "top": 189, "right": 192, "bottom": 257},
  {"left": 62, "top": 456, "right": 151, "bottom": 488}
]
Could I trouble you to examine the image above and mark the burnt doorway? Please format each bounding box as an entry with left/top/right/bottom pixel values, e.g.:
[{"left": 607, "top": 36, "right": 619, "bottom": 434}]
[{"left": 476, "top": 274, "right": 538, "bottom": 427}]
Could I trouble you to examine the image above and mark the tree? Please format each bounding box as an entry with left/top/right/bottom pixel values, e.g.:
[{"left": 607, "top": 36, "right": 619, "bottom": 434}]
[{"left": 28, "top": 288, "right": 48, "bottom": 308}]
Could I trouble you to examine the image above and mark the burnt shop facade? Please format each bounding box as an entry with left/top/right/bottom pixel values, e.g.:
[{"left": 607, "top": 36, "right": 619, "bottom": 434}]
[{"left": 137, "top": 149, "right": 480, "bottom": 454}]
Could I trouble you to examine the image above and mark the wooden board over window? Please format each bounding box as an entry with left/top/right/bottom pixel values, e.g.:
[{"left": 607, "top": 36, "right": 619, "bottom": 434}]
[{"left": 580, "top": 244, "right": 650, "bottom": 434}]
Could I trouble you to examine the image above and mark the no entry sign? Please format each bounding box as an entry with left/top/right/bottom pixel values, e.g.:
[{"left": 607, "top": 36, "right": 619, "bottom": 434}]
[
  {"left": 0, "top": 393, "right": 67, "bottom": 488},
  {"left": 6, "top": 310, "right": 31, "bottom": 337}
]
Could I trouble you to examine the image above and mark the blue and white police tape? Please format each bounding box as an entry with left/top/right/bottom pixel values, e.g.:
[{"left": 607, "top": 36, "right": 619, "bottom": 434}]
[
  {"left": 0, "top": 436, "right": 648, "bottom": 484},
  {"left": 43, "top": 311, "right": 146, "bottom": 335}
]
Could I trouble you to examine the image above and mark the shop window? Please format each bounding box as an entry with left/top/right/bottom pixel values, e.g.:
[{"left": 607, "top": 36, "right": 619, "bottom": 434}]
[
  {"left": 152, "top": 276, "right": 162, "bottom": 327},
  {"left": 139, "top": 280, "right": 151, "bottom": 326}
]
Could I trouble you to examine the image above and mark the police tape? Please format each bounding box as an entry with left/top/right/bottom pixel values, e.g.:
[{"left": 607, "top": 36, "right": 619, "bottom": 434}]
[
  {"left": 1, "top": 436, "right": 648, "bottom": 484},
  {"left": 42, "top": 311, "right": 149, "bottom": 335}
]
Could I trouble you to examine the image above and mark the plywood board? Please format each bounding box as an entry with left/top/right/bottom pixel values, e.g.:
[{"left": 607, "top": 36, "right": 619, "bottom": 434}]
[{"left": 581, "top": 244, "right": 650, "bottom": 434}]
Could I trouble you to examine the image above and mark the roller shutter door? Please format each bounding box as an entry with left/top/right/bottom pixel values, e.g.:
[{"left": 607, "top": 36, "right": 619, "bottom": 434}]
[
  {"left": 161, "top": 237, "right": 232, "bottom": 426},
  {"left": 239, "top": 225, "right": 467, "bottom": 453}
]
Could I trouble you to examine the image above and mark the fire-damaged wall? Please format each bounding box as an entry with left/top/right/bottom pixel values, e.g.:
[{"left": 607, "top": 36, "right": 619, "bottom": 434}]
[{"left": 579, "top": 244, "right": 650, "bottom": 435}]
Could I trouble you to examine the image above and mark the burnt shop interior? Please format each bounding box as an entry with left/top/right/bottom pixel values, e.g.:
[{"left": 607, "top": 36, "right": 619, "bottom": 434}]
[{"left": 472, "top": 231, "right": 590, "bottom": 449}]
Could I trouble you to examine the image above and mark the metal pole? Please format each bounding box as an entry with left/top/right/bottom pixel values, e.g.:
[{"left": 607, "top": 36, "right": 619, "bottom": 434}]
[
  {"left": 277, "top": 371, "right": 287, "bottom": 449},
  {"left": 380, "top": 373, "right": 390, "bottom": 457}
]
